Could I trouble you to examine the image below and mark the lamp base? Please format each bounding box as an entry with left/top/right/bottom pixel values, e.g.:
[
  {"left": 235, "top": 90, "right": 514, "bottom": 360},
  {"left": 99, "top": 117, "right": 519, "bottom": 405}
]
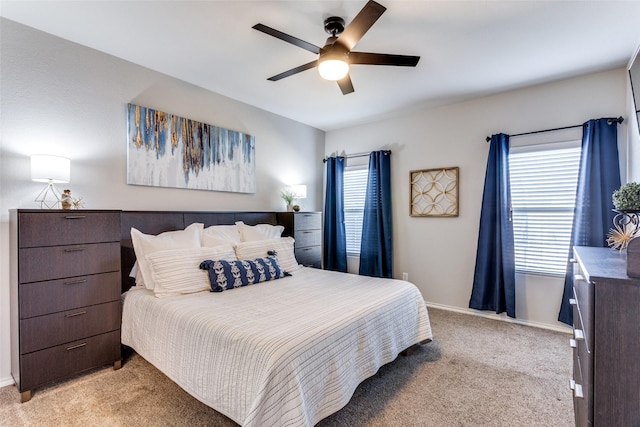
[{"left": 35, "top": 181, "right": 63, "bottom": 209}]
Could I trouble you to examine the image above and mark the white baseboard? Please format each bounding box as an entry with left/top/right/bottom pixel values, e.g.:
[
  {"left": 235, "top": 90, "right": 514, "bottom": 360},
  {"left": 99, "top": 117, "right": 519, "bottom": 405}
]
[
  {"left": 0, "top": 376, "right": 15, "bottom": 388},
  {"left": 425, "top": 301, "right": 572, "bottom": 334}
]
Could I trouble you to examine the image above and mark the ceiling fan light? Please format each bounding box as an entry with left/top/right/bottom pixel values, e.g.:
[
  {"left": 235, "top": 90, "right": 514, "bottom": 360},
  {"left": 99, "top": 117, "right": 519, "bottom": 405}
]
[{"left": 318, "top": 59, "right": 349, "bottom": 81}]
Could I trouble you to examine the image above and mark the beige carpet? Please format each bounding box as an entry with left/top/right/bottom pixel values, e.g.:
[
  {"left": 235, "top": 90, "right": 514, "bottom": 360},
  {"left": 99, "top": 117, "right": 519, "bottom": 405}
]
[{"left": 0, "top": 308, "right": 574, "bottom": 426}]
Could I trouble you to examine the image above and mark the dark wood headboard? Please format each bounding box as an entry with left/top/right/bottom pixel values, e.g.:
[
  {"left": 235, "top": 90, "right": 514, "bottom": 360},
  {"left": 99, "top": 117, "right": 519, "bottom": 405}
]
[{"left": 120, "top": 211, "right": 292, "bottom": 292}]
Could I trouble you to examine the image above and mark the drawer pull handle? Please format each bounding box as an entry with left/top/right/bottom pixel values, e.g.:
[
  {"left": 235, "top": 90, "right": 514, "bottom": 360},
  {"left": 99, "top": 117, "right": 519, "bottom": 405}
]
[
  {"left": 569, "top": 379, "right": 584, "bottom": 398},
  {"left": 569, "top": 298, "right": 577, "bottom": 306},
  {"left": 65, "top": 310, "right": 87, "bottom": 318},
  {"left": 574, "top": 329, "right": 585, "bottom": 340},
  {"left": 66, "top": 342, "right": 87, "bottom": 351},
  {"left": 569, "top": 339, "right": 577, "bottom": 348},
  {"left": 64, "top": 247, "right": 86, "bottom": 252},
  {"left": 569, "top": 258, "right": 576, "bottom": 263},
  {"left": 64, "top": 279, "right": 87, "bottom": 285},
  {"left": 64, "top": 215, "right": 86, "bottom": 219},
  {"left": 574, "top": 383, "right": 584, "bottom": 399}
]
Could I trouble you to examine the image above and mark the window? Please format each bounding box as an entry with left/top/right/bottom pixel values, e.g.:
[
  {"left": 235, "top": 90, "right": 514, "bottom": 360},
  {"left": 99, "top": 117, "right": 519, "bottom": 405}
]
[
  {"left": 509, "top": 141, "right": 581, "bottom": 276},
  {"left": 343, "top": 165, "right": 368, "bottom": 255}
]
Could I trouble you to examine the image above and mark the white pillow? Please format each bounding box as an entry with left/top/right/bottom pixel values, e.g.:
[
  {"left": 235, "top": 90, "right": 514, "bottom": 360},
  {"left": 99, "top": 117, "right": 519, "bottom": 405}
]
[
  {"left": 234, "top": 237, "right": 301, "bottom": 272},
  {"left": 130, "top": 223, "right": 203, "bottom": 290},
  {"left": 129, "top": 261, "right": 139, "bottom": 279},
  {"left": 202, "top": 224, "right": 241, "bottom": 247},
  {"left": 147, "top": 245, "right": 237, "bottom": 298},
  {"left": 236, "top": 221, "right": 284, "bottom": 242},
  {"left": 129, "top": 261, "right": 146, "bottom": 287}
]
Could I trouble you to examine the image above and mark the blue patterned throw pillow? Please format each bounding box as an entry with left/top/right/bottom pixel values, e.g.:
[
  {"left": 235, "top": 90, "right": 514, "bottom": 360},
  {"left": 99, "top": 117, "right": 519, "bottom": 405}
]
[{"left": 199, "top": 256, "right": 285, "bottom": 292}]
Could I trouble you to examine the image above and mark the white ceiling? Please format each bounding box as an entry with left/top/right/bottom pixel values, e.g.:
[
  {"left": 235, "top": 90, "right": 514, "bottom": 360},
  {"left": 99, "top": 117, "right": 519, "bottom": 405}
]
[{"left": 2, "top": 0, "right": 640, "bottom": 131}]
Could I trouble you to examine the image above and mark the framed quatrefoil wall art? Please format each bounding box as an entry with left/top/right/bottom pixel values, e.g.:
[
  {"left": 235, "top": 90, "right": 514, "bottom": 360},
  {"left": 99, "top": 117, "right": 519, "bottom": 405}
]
[{"left": 410, "top": 167, "right": 459, "bottom": 217}]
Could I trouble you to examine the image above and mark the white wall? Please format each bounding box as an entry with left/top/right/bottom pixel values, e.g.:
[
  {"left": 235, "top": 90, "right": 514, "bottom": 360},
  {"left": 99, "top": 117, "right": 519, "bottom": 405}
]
[
  {"left": 326, "top": 68, "right": 630, "bottom": 331},
  {"left": 0, "top": 19, "right": 324, "bottom": 386}
]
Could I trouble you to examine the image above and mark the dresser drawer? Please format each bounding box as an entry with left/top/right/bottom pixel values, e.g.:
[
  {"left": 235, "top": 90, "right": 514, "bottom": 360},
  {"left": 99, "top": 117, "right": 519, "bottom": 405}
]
[
  {"left": 572, "top": 352, "right": 590, "bottom": 427},
  {"left": 294, "top": 229, "right": 321, "bottom": 248},
  {"left": 17, "top": 211, "right": 120, "bottom": 248},
  {"left": 20, "top": 301, "right": 121, "bottom": 354},
  {"left": 296, "top": 246, "right": 322, "bottom": 268},
  {"left": 572, "top": 287, "right": 593, "bottom": 402},
  {"left": 293, "top": 212, "right": 321, "bottom": 231},
  {"left": 573, "top": 329, "right": 592, "bottom": 414},
  {"left": 19, "top": 242, "right": 120, "bottom": 283},
  {"left": 573, "top": 276, "right": 593, "bottom": 353},
  {"left": 19, "top": 272, "right": 120, "bottom": 318},
  {"left": 19, "top": 330, "right": 120, "bottom": 392}
]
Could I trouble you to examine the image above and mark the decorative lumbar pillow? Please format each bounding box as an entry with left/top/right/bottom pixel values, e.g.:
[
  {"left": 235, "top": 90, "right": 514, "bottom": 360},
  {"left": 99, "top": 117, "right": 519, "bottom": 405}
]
[
  {"left": 234, "top": 237, "right": 301, "bottom": 272},
  {"left": 147, "top": 245, "right": 237, "bottom": 297},
  {"left": 235, "top": 221, "right": 284, "bottom": 242},
  {"left": 202, "top": 224, "right": 242, "bottom": 247},
  {"left": 130, "top": 222, "right": 204, "bottom": 290},
  {"left": 199, "top": 256, "right": 285, "bottom": 292}
]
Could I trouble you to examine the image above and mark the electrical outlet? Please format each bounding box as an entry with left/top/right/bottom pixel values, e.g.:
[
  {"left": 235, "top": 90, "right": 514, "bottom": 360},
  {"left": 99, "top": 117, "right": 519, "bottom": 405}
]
[{"left": 402, "top": 272, "right": 408, "bottom": 281}]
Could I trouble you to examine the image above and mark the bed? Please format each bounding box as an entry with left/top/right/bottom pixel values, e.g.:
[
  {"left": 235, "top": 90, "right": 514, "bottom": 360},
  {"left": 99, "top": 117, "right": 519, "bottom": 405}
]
[{"left": 119, "top": 211, "right": 433, "bottom": 426}]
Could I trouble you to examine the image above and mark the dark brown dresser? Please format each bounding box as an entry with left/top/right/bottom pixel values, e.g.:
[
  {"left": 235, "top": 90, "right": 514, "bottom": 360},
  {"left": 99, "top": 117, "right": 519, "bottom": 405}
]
[
  {"left": 9, "top": 209, "right": 122, "bottom": 402},
  {"left": 571, "top": 246, "right": 640, "bottom": 426},
  {"left": 277, "top": 211, "right": 322, "bottom": 268}
]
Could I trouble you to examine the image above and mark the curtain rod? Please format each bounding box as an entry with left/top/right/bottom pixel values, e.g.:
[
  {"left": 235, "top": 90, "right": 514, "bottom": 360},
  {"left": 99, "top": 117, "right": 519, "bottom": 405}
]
[
  {"left": 484, "top": 116, "right": 624, "bottom": 142},
  {"left": 322, "top": 150, "right": 391, "bottom": 163}
]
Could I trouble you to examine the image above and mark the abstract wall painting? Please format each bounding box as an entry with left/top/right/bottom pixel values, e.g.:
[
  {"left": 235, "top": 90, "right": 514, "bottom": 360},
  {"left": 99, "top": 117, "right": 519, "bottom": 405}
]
[
  {"left": 126, "top": 103, "right": 256, "bottom": 193},
  {"left": 410, "top": 167, "right": 459, "bottom": 217}
]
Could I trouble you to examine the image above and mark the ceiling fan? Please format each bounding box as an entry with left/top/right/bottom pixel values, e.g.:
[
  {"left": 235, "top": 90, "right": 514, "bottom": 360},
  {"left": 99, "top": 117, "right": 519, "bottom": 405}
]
[{"left": 252, "top": 0, "right": 420, "bottom": 95}]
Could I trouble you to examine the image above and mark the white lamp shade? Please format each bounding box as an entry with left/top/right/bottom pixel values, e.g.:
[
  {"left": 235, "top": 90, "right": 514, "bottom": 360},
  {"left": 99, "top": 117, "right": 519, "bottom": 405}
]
[
  {"left": 318, "top": 59, "right": 349, "bottom": 81},
  {"left": 31, "top": 155, "right": 70, "bottom": 183},
  {"left": 290, "top": 184, "right": 307, "bottom": 199}
]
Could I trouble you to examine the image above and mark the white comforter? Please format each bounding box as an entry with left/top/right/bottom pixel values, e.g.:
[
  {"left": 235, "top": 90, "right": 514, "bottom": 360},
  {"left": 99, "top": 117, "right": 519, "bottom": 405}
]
[{"left": 121, "top": 267, "right": 432, "bottom": 426}]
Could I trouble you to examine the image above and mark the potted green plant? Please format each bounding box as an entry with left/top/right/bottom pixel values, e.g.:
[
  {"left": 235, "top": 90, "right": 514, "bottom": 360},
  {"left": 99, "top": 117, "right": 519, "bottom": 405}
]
[
  {"left": 281, "top": 189, "right": 295, "bottom": 212},
  {"left": 608, "top": 182, "right": 640, "bottom": 251},
  {"left": 612, "top": 182, "right": 640, "bottom": 211}
]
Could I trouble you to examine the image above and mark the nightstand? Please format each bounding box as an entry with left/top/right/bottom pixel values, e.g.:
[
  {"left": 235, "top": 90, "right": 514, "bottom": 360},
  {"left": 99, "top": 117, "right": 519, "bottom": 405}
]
[
  {"left": 278, "top": 211, "right": 322, "bottom": 268},
  {"left": 9, "top": 209, "right": 122, "bottom": 402}
]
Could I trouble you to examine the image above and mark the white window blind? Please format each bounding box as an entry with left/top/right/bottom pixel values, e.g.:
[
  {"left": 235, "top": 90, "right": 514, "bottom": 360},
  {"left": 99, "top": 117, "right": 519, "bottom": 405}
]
[
  {"left": 509, "top": 141, "right": 581, "bottom": 276},
  {"left": 344, "top": 166, "right": 368, "bottom": 255}
]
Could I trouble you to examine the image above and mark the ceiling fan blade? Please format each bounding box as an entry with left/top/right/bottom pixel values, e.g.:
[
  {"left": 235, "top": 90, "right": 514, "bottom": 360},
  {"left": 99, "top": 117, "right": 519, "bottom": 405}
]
[
  {"left": 349, "top": 52, "right": 420, "bottom": 67},
  {"left": 337, "top": 0, "right": 386, "bottom": 51},
  {"left": 337, "top": 74, "right": 355, "bottom": 95},
  {"left": 252, "top": 23, "right": 321, "bottom": 54},
  {"left": 267, "top": 60, "right": 318, "bottom": 81}
]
